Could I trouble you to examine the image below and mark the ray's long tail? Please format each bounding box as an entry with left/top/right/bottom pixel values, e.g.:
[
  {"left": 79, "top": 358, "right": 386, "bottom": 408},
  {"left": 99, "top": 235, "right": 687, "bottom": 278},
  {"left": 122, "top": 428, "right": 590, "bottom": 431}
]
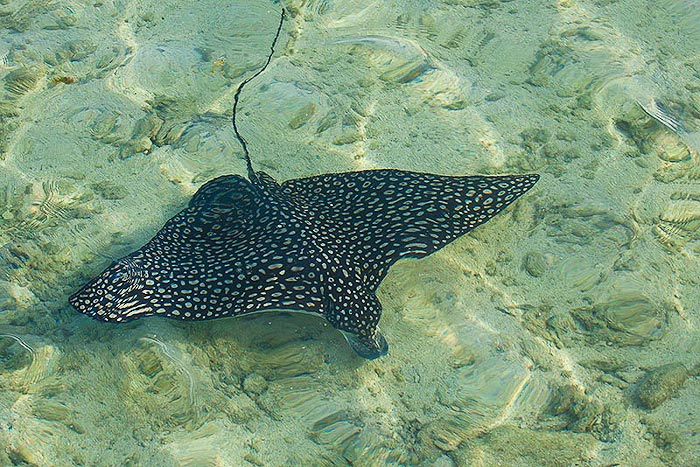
[{"left": 231, "top": 8, "right": 286, "bottom": 184}]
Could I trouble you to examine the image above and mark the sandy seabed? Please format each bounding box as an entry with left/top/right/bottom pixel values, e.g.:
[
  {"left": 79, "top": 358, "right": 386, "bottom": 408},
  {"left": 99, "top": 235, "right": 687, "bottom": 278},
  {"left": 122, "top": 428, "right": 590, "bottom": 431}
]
[{"left": 1, "top": 0, "right": 699, "bottom": 465}]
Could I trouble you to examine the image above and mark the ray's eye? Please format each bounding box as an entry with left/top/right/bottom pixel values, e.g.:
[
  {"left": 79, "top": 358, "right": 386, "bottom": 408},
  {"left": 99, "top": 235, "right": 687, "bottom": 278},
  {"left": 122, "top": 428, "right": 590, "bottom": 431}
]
[
  {"left": 109, "top": 266, "right": 132, "bottom": 283},
  {"left": 110, "top": 269, "right": 127, "bottom": 281}
]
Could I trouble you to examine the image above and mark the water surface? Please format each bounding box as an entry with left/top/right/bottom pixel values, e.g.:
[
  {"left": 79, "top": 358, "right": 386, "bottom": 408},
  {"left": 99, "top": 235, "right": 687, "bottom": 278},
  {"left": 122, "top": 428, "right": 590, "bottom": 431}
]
[{"left": 1, "top": 0, "right": 699, "bottom": 465}]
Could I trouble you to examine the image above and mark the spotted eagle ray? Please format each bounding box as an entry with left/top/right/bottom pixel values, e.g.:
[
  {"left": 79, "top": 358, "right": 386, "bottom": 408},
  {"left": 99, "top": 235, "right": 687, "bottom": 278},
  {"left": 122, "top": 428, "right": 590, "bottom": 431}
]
[{"left": 69, "top": 10, "right": 539, "bottom": 359}]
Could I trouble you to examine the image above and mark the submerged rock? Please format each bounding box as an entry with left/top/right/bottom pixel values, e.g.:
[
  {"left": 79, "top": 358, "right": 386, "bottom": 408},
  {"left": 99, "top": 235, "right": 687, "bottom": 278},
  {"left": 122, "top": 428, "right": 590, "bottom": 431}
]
[
  {"left": 4, "top": 67, "right": 43, "bottom": 97},
  {"left": 425, "top": 356, "right": 531, "bottom": 451},
  {"left": 636, "top": 363, "right": 688, "bottom": 410},
  {"left": 523, "top": 251, "right": 547, "bottom": 277},
  {"left": 242, "top": 373, "right": 268, "bottom": 396}
]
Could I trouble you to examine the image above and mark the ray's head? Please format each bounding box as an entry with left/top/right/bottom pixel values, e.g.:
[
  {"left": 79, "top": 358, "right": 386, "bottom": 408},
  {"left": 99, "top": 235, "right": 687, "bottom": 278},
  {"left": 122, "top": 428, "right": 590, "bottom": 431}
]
[{"left": 69, "top": 256, "right": 154, "bottom": 322}]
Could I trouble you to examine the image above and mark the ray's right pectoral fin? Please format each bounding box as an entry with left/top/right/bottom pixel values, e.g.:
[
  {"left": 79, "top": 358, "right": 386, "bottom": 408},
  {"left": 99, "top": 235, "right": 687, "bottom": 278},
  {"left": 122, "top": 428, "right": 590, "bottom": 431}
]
[{"left": 341, "top": 330, "right": 389, "bottom": 360}]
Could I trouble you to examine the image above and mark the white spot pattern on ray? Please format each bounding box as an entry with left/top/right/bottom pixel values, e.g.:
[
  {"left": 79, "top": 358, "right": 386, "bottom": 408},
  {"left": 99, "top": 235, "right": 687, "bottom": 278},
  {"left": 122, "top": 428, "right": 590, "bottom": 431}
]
[{"left": 70, "top": 169, "right": 538, "bottom": 358}]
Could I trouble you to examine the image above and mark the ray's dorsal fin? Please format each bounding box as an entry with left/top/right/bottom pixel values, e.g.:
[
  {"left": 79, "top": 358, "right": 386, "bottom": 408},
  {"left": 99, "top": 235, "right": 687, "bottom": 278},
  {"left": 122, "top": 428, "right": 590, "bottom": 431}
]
[
  {"left": 231, "top": 9, "right": 286, "bottom": 185},
  {"left": 173, "top": 175, "right": 264, "bottom": 240}
]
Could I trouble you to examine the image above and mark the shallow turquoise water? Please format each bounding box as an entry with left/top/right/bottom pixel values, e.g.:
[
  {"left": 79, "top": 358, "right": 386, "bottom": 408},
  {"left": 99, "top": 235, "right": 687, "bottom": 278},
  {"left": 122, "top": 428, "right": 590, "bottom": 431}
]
[{"left": 1, "top": 1, "right": 699, "bottom": 465}]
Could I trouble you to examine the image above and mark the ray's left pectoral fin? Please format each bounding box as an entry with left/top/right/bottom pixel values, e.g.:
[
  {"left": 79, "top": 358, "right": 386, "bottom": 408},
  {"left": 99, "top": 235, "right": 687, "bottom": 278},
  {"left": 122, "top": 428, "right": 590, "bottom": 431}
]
[{"left": 325, "top": 290, "right": 389, "bottom": 359}]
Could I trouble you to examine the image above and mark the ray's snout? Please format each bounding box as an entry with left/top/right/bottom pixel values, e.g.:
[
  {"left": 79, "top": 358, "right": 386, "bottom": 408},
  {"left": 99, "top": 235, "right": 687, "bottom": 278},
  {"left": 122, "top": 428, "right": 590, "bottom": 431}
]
[{"left": 70, "top": 258, "right": 150, "bottom": 322}]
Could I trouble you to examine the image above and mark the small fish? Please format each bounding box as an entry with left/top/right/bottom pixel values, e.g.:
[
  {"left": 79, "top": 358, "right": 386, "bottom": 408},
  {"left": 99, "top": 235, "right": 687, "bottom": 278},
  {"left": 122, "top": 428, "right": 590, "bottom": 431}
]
[{"left": 69, "top": 10, "right": 539, "bottom": 359}]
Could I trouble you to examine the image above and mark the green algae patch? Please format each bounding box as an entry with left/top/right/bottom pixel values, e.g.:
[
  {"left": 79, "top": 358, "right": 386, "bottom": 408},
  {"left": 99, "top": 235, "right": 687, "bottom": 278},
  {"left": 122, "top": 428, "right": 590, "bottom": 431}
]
[
  {"left": 455, "top": 425, "right": 598, "bottom": 467},
  {"left": 90, "top": 180, "right": 129, "bottom": 200}
]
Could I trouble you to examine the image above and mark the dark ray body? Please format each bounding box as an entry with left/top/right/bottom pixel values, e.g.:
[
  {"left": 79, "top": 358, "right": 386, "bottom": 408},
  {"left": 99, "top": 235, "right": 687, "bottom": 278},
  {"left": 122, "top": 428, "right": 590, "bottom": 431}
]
[{"left": 70, "top": 169, "right": 538, "bottom": 358}]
